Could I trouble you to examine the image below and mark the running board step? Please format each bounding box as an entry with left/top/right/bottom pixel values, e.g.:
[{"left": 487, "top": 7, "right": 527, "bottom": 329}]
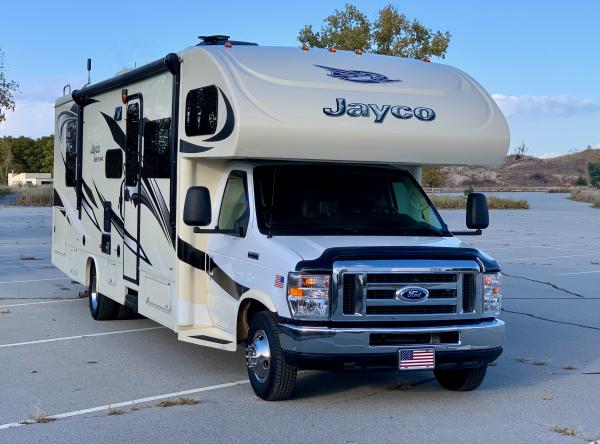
[{"left": 178, "top": 327, "right": 236, "bottom": 351}]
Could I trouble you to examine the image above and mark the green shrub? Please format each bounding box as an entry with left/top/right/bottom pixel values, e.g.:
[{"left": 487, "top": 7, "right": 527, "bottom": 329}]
[
  {"left": 588, "top": 161, "right": 600, "bottom": 188},
  {"left": 575, "top": 177, "right": 588, "bottom": 186}
]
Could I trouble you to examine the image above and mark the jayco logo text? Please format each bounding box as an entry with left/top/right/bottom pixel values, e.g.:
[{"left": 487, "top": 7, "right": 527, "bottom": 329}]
[{"left": 323, "top": 98, "right": 436, "bottom": 123}]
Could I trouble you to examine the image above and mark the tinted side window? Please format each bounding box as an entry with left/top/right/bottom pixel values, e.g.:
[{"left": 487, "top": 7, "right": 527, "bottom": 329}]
[
  {"left": 65, "top": 120, "right": 77, "bottom": 187},
  {"left": 143, "top": 118, "right": 171, "bottom": 178},
  {"left": 185, "top": 86, "right": 218, "bottom": 137},
  {"left": 217, "top": 172, "right": 249, "bottom": 236},
  {"left": 125, "top": 102, "right": 140, "bottom": 186},
  {"left": 105, "top": 149, "right": 123, "bottom": 179}
]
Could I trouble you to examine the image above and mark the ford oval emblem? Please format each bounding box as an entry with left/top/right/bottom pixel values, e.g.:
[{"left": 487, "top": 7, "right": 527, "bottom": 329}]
[{"left": 396, "top": 287, "right": 429, "bottom": 302}]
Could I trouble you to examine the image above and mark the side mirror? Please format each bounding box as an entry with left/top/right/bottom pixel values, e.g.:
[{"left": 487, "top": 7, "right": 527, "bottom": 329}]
[
  {"left": 183, "top": 186, "right": 212, "bottom": 226},
  {"left": 466, "top": 193, "right": 489, "bottom": 229}
]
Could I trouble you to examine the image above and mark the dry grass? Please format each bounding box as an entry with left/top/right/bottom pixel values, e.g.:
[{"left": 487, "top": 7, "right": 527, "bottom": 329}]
[
  {"left": 14, "top": 186, "right": 53, "bottom": 206},
  {"left": 387, "top": 381, "right": 412, "bottom": 391},
  {"left": 430, "top": 195, "right": 529, "bottom": 210},
  {"left": 156, "top": 397, "right": 199, "bottom": 408},
  {"left": 107, "top": 406, "right": 124, "bottom": 416},
  {"left": 550, "top": 426, "right": 577, "bottom": 437},
  {"left": 570, "top": 187, "right": 600, "bottom": 208},
  {"left": 33, "top": 407, "right": 54, "bottom": 424},
  {"left": 515, "top": 357, "right": 547, "bottom": 366}
]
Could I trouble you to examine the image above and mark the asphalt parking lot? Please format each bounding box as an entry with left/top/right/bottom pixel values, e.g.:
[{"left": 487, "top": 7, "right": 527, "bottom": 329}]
[{"left": 0, "top": 192, "right": 599, "bottom": 443}]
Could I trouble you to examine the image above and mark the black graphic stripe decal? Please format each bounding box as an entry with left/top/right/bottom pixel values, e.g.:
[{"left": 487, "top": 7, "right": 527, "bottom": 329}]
[
  {"left": 101, "top": 112, "right": 126, "bottom": 150},
  {"left": 180, "top": 140, "right": 213, "bottom": 153},
  {"left": 82, "top": 180, "right": 98, "bottom": 208},
  {"left": 203, "top": 88, "right": 235, "bottom": 142},
  {"left": 94, "top": 182, "right": 152, "bottom": 266},
  {"left": 142, "top": 177, "right": 173, "bottom": 246},
  {"left": 53, "top": 188, "right": 64, "bottom": 207},
  {"left": 177, "top": 237, "right": 248, "bottom": 300}
]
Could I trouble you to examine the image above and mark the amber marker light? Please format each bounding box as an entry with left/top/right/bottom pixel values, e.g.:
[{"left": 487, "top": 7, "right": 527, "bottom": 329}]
[
  {"left": 329, "top": 47, "right": 337, "bottom": 53},
  {"left": 355, "top": 48, "right": 363, "bottom": 55},
  {"left": 302, "top": 44, "right": 310, "bottom": 51},
  {"left": 224, "top": 41, "right": 233, "bottom": 48}
]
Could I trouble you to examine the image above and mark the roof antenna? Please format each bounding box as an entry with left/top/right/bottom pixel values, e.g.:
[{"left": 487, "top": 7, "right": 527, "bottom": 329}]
[{"left": 85, "top": 58, "right": 92, "bottom": 86}]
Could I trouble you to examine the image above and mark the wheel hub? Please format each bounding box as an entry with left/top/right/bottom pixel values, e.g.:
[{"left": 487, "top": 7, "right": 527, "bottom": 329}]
[{"left": 246, "top": 329, "right": 271, "bottom": 383}]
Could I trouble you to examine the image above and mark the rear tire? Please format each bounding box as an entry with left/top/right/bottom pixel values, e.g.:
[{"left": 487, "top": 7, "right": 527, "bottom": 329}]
[
  {"left": 88, "top": 266, "right": 119, "bottom": 321},
  {"left": 245, "top": 311, "right": 297, "bottom": 401},
  {"left": 434, "top": 365, "right": 488, "bottom": 391}
]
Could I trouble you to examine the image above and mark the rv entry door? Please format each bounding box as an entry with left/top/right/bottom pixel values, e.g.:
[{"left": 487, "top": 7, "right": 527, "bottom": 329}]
[{"left": 123, "top": 95, "right": 143, "bottom": 284}]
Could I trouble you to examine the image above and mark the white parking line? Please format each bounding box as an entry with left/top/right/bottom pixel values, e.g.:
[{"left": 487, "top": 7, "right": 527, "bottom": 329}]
[
  {"left": 0, "top": 277, "right": 69, "bottom": 285},
  {"left": 498, "top": 253, "right": 600, "bottom": 262},
  {"left": 0, "top": 263, "right": 53, "bottom": 269},
  {"left": 0, "top": 299, "right": 84, "bottom": 308},
  {"left": 0, "top": 326, "right": 165, "bottom": 349},
  {"left": 0, "top": 244, "right": 49, "bottom": 248},
  {"left": 0, "top": 379, "right": 250, "bottom": 430},
  {"left": 554, "top": 270, "right": 600, "bottom": 276}
]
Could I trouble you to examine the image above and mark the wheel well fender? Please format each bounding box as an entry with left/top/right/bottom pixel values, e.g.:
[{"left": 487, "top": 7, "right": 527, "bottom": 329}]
[{"left": 236, "top": 291, "right": 277, "bottom": 344}]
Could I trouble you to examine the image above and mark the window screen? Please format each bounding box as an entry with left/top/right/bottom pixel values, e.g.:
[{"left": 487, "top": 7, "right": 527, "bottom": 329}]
[
  {"left": 65, "top": 120, "right": 77, "bottom": 187},
  {"left": 125, "top": 102, "right": 140, "bottom": 186},
  {"left": 143, "top": 118, "right": 171, "bottom": 178},
  {"left": 105, "top": 149, "right": 123, "bottom": 179},
  {"left": 185, "top": 86, "right": 218, "bottom": 137},
  {"left": 217, "top": 171, "right": 249, "bottom": 236}
]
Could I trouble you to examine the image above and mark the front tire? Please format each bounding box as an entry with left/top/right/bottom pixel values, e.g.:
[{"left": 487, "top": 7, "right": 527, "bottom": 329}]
[
  {"left": 434, "top": 365, "right": 488, "bottom": 391},
  {"left": 245, "top": 311, "right": 297, "bottom": 401},
  {"left": 88, "top": 266, "right": 119, "bottom": 321}
]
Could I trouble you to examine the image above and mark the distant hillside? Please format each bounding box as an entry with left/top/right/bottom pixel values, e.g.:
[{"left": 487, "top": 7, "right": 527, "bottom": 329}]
[{"left": 442, "top": 148, "right": 600, "bottom": 187}]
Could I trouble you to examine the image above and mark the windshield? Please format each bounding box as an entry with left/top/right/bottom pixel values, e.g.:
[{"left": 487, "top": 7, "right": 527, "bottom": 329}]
[{"left": 253, "top": 165, "right": 449, "bottom": 236}]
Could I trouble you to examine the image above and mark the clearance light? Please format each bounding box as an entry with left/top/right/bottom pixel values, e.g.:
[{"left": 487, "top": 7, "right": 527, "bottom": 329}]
[
  {"left": 329, "top": 47, "right": 337, "bottom": 53},
  {"left": 422, "top": 56, "right": 431, "bottom": 63},
  {"left": 224, "top": 41, "right": 233, "bottom": 48},
  {"left": 302, "top": 44, "right": 310, "bottom": 51},
  {"left": 287, "top": 273, "right": 330, "bottom": 320},
  {"left": 354, "top": 48, "right": 363, "bottom": 55}
]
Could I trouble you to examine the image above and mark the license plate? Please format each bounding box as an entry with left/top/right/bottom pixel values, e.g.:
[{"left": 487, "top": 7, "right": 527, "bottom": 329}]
[{"left": 399, "top": 348, "right": 435, "bottom": 371}]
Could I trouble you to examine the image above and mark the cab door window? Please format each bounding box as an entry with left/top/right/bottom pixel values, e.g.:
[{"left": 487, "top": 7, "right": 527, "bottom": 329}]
[{"left": 217, "top": 171, "right": 249, "bottom": 236}]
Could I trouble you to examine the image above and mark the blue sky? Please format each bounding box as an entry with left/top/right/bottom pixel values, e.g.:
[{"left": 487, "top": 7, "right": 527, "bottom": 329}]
[{"left": 1, "top": 0, "right": 599, "bottom": 157}]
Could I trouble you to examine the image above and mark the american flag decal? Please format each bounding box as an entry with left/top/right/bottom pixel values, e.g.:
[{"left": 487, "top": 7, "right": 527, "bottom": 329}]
[
  {"left": 399, "top": 348, "right": 435, "bottom": 370},
  {"left": 274, "top": 275, "right": 285, "bottom": 288}
]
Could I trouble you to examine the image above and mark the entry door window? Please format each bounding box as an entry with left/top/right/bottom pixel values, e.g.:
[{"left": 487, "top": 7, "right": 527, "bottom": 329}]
[
  {"left": 217, "top": 171, "right": 249, "bottom": 236},
  {"left": 125, "top": 102, "right": 140, "bottom": 186}
]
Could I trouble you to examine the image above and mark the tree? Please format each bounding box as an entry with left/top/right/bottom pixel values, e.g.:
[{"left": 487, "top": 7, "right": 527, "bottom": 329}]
[
  {"left": 422, "top": 166, "right": 447, "bottom": 188},
  {"left": 514, "top": 142, "right": 528, "bottom": 160},
  {"left": 0, "top": 48, "right": 19, "bottom": 125},
  {"left": 298, "top": 4, "right": 451, "bottom": 59},
  {"left": 588, "top": 161, "right": 600, "bottom": 189}
]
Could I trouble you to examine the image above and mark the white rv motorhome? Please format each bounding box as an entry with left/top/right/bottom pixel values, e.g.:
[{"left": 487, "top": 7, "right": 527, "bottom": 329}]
[{"left": 53, "top": 35, "right": 509, "bottom": 400}]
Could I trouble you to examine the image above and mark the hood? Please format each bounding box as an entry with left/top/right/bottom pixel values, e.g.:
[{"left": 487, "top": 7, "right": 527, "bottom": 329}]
[{"left": 274, "top": 235, "right": 464, "bottom": 261}]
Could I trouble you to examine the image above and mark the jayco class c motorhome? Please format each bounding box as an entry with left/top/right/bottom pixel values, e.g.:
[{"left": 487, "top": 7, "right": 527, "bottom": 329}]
[{"left": 52, "top": 35, "right": 509, "bottom": 400}]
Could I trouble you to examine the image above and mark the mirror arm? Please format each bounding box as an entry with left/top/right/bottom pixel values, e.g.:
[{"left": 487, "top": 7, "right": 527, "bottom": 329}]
[
  {"left": 451, "top": 229, "right": 482, "bottom": 236},
  {"left": 193, "top": 226, "right": 240, "bottom": 235}
]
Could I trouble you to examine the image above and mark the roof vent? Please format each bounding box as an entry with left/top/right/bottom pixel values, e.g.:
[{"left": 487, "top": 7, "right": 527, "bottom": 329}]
[{"left": 197, "top": 35, "right": 258, "bottom": 46}]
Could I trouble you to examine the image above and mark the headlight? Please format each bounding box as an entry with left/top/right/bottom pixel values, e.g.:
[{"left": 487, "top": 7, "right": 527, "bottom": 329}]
[
  {"left": 287, "top": 273, "right": 330, "bottom": 320},
  {"left": 483, "top": 272, "right": 502, "bottom": 316}
]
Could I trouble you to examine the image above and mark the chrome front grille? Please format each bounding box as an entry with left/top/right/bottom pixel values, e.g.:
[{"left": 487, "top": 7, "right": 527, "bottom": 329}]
[{"left": 333, "top": 260, "right": 482, "bottom": 322}]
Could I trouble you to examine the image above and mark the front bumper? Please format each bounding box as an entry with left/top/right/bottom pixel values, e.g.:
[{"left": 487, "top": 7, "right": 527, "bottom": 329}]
[{"left": 279, "top": 319, "right": 504, "bottom": 370}]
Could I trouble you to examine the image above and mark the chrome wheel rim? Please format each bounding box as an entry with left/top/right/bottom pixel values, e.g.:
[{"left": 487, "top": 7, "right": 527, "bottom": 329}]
[
  {"left": 90, "top": 276, "right": 98, "bottom": 312},
  {"left": 246, "top": 329, "right": 271, "bottom": 383}
]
